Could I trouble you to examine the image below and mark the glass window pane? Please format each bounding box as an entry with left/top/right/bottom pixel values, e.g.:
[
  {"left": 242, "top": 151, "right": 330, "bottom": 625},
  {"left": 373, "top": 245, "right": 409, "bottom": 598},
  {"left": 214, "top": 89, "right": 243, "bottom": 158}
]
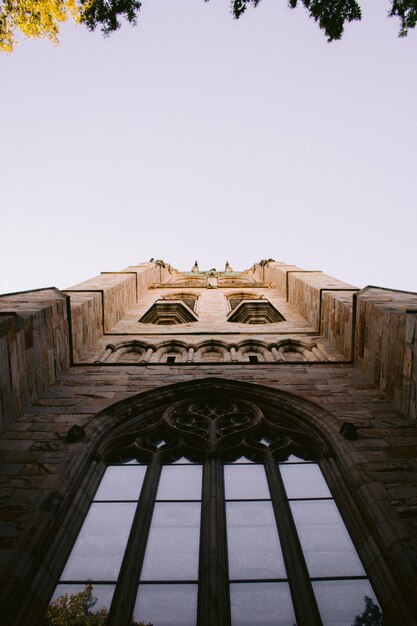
[
  {"left": 61, "top": 503, "right": 136, "bottom": 581},
  {"left": 50, "top": 584, "right": 115, "bottom": 612},
  {"left": 157, "top": 465, "right": 202, "bottom": 500},
  {"left": 224, "top": 465, "right": 270, "bottom": 500},
  {"left": 227, "top": 502, "right": 286, "bottom": 579},
  {"left": 290, "top": 500, "right": 365, "bottom": 577},
  {"left": 94, "top": 466, "right": 147, "bottom": 501},
  {"left": 134, "top": 584, "right": 198, "bottom": 626},
  {"left": 230, "top": 457, "right": 254, "bottom": 463},
  {"left": 279, "top": 464, "right": 332, "bottom": 499},
  {"left": 230, "top": 582, "right": 296, "bottom": 626},
  {"left": 141, "top": 502, "right": 201, "bottom": 580},
  {"left": 313, "top": 580, "right": 381, "bottom": 626}
]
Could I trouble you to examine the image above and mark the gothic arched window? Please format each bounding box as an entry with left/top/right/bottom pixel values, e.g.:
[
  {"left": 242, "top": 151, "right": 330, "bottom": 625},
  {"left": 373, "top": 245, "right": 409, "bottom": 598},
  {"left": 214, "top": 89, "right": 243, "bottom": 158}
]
[{"left": 48, "top": 399, "right": 381, "bottom": 626}]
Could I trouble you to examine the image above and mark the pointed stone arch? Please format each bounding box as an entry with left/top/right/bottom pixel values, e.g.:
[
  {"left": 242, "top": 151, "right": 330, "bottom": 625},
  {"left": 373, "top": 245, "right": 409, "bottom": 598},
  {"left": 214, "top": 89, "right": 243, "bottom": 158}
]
[{"left": 7, "top": 378, "right": 415, "bottom": 626}]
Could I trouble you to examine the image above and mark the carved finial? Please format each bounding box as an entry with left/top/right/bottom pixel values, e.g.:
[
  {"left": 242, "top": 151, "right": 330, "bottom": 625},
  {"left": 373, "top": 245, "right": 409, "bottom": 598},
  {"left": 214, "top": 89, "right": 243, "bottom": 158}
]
[
  {"left": 192, "top": 261, "right": 199, "bottom": 273},
  {"left": 225, "top": 261, "right": 233, "bottom": 272}
]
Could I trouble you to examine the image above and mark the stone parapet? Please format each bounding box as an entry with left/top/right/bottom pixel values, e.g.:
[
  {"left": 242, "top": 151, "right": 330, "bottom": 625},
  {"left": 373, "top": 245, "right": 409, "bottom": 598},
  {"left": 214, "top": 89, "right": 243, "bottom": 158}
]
[
  {"left": 259, "top": 262, "right": 302, "bottom": 296},
  {"left": 0, "top": 289, "right": 69, "bottom": 429},
  {"left": 260, "top": 261, "right": 357, "bottom": 360},
  {"left": 320, "top": 290, "right": 355, "bottom": 360},
  {"left": 286, "top": 270, "right": 355, "bottom": 329},
  {"left": 67, "top": 292, "right": 103, "bottom": 362},
  {"left": 65, "top": 263, "right": 166, "bottom": 361},
  {"left": 1, "top": 366, "right": 416, "bottom": 624},
  {"left": 355, "top": 287, "right": 417, "bottom": 421},
  {"left": 65, "top": 273, "right": 137, "bottom": 332}
]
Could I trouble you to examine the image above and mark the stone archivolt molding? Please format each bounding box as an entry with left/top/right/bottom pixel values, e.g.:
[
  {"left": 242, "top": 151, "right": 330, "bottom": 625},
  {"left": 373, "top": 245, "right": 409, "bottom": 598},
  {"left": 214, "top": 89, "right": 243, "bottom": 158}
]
[{"left": 98, "top": 338, "right": 325, "bottom": 364}]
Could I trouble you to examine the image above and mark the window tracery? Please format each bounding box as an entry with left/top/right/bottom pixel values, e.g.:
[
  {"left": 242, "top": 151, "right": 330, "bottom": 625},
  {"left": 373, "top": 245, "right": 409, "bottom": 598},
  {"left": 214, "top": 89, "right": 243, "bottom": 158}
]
[{"left": 49, "top": 397, "right": 381, "bottom": 626}]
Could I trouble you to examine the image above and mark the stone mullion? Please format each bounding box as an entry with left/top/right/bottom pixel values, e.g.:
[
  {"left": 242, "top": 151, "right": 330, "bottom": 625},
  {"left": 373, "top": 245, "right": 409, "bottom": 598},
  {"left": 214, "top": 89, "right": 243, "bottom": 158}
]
[
  {"left": 270, "top": 345, "right": 281, "bottom": 361},
  {"left": 311, "top": 345, "right": 324, "bottom": 360},
  {"left": 198, "top": 457, "right": 231, "bottom": 626},
  {"left": 264, "top": 455, "right": 323, "bottom": 626},
  {"left": 140, "top": 346, "right": 154, "bottom": 363},
  {"left": 106, "top": 459, "right": 162, "bottom": 626},
  {"left": 94, "top": 344, "right": 115, "bottom": 363},
  {"left": 229, "top": 346, "right": 239, "bottom": 363},
  {"left": 303, "top": 348, "right": 317, "bottom": 362}
]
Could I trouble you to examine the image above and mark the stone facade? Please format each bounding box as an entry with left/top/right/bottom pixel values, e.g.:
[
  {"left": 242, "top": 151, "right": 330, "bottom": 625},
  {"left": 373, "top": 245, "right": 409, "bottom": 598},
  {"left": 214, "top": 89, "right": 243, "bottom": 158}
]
[{"left": 0, "top": 259, "right": 417, "bottom": 625}]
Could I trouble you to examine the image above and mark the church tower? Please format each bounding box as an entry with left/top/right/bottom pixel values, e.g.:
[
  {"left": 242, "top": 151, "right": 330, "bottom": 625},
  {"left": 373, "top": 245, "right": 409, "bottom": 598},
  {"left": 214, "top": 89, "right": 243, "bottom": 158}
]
[{"left": 0, "top": 259, "right": 416, "bottom": 625}]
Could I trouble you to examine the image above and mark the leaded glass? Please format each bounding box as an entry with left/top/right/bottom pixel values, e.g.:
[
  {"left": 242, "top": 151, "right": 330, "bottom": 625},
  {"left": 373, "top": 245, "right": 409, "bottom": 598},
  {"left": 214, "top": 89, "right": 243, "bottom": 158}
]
[
  {"left": 224, "top": 464, "right": 270, "bottom": 499},
  {"left": 312, "top": 580, "right": 381, "bottom": 626},
  {"left": 61, "top": 502, "right": 136, "bottom": 581},
  {"left": 227, "top": 501, "right": 286, "bottom": 579},
  {"left": 134, "top": 583, "right": 198, "bottom": 626},
  {"left": 140, "top": 502, "right": 201, "bottom": 580},
  {"left": 230, "top": 582, "right": 296, "bottom": 626}
]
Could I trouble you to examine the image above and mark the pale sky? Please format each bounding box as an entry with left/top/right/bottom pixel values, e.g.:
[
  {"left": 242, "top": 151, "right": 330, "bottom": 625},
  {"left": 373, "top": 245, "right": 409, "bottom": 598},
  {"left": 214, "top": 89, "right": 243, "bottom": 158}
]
[{"left": 1, "top": 0, "right": 416, "bottom": 295}]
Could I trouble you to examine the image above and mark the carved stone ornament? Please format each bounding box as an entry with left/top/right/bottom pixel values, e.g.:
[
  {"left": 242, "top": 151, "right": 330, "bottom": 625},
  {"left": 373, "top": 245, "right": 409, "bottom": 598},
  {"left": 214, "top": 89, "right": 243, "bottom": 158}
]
[
  {"left": 102, "top": 396, "right": 326, "bottom": 463},
  {"left": 339, "top": 421, "right": 359, "bottom": 440},
  {"left": 164, "top": 400, "right": 261, "bottom": 448},
  {"left": 66, "top": 424, "right": 86, "bottom": 443}
]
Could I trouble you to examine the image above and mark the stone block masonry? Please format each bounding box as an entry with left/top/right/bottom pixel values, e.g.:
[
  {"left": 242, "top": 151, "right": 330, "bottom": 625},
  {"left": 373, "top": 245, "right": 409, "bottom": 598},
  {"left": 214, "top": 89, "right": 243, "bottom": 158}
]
[{"left": 0, "top": 259, "right": 417, "bottom": 626}]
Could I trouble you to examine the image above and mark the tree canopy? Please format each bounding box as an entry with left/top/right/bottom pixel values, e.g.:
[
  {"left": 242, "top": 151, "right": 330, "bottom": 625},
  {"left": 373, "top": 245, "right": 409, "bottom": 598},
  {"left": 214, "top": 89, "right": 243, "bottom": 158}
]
[
  {"left": 353, "top": 596, "right": 384, "bottom": 626},
  {"left": 1, "top": 0, "right": 417, "bottom": 52},
  {"left": 42, "top": 587, "right": 382, "bottom": 626},
  {"left": 42, "top": 584, "right": 152, "bottom": 626}
]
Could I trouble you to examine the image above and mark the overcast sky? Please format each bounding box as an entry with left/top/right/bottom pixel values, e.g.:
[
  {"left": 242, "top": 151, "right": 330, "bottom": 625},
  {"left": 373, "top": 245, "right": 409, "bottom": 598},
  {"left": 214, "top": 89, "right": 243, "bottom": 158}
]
[{"left": 1, "top": 0, "right": 416, "bottom": 295}]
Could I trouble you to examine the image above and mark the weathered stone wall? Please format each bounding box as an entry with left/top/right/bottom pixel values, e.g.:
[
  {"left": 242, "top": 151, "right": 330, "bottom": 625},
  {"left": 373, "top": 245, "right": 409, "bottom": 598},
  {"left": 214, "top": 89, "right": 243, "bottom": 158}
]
[
  {"left": 261, "top": 261, "right": 357, "bottom": 359},
  {"left": 1, "top": 261, "right": 417, "bottom": 625},
  {"left": 261, "top": 262, "right": 417, "bottom": 419},
  {"left": 286, "top": 271, "right": 354, "bottom": 330},
  {"left": 0, "top": 289, "right": 69, "bottom": 430},
  {"left": 355, "top": 286, "right": 417, "bottom": 421},
  {"left": 260, "top": 262, "right": 302, "bottom": 296},
  {"left": 320, "top": 290, "right": 355, "bottom": 360},
  {"left": 1, "top": 363, "right": 417, "bottom": 624},
  {"left": 65, "top": 264, "right": 166, "bottom": 363},
  {"left": 109, "top": 286, "right": 313, "bottom": 336},
  {"left": 67, "top": 292, "right": 103, "bottom": 362},
  {"left": 0, "top": 264, "right": 166, "bottom": 429}
]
